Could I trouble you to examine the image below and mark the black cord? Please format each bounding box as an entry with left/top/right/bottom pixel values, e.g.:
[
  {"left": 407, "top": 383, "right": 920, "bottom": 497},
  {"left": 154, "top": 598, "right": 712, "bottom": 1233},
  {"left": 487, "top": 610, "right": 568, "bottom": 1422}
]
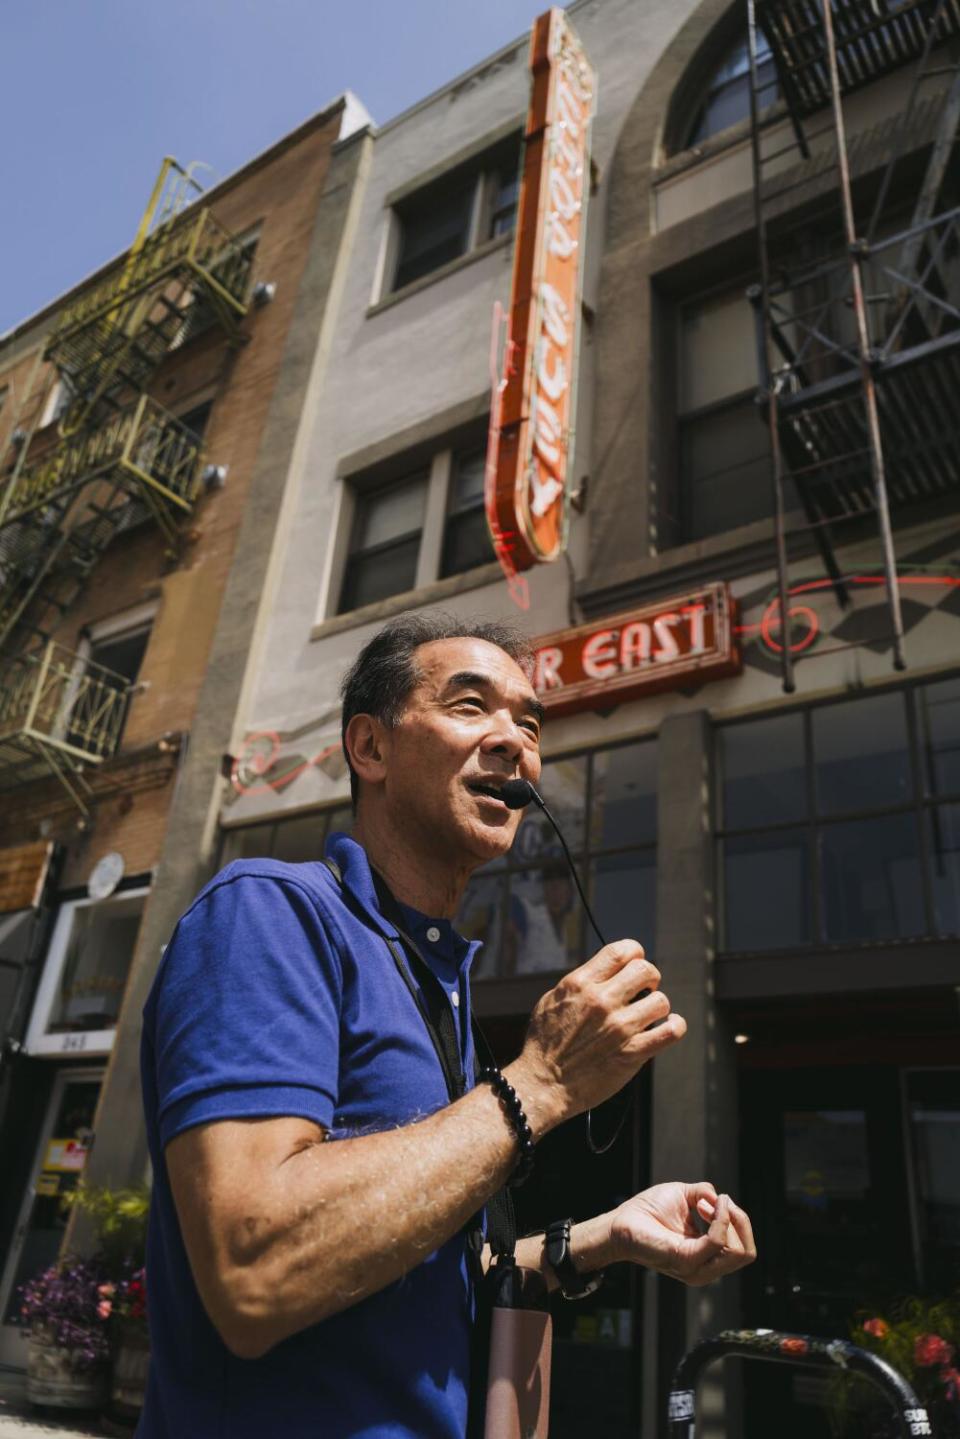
[{"left": 528, "top": 788, "right": 638, "bottom": 1157}]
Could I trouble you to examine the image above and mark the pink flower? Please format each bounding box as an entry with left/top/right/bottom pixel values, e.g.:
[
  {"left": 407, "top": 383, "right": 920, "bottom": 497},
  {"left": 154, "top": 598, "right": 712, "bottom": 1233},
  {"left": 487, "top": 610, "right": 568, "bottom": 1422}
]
[
  {"left": 96, "top": 1299, "right": 112, "bottom": 1320},
  {"left": 863, "top": 1318, "right": 890, "bottom": 1339},
  {"left": 915, "top": 1334, "right": 954, "bottom": 1368},
  {"left": 942, "top": 1367, "right": 960, "bottom": 1403},
  {"left": 96, "top": 1283, "right": 115, "bottom": 1298}
]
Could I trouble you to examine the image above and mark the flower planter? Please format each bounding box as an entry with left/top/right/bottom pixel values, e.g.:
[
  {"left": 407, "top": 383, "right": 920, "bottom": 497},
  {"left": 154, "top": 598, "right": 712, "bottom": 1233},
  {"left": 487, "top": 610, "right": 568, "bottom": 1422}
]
[
  {"left": 26, "top": 1330, "right": 109, "bottom": 1410},
  {"left": 109, "top": 1330, "right": 150, "bottom": 1418}
]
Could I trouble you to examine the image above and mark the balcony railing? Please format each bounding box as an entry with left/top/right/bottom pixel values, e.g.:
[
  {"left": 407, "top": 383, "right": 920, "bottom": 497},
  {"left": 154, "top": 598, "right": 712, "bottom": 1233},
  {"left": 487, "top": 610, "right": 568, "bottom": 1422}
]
[
  {"left": 0, "top": 643, "right": 130, "bottom": 810},
  {"left": 46, "top": 206, "right": 253, "bottom": 376},
  {"left": 0, "top": 396, "right": 204, "bottom": 529}
]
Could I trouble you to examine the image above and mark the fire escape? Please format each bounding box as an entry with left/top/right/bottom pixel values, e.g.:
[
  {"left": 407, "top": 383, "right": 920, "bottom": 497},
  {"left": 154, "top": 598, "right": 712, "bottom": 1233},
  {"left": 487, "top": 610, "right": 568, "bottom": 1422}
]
[
  {"left": 0, "top": 158, "right": 254, "bottom": 815},
  {"left": 746, "top": 0, "right": 960, "bottom": 690}
]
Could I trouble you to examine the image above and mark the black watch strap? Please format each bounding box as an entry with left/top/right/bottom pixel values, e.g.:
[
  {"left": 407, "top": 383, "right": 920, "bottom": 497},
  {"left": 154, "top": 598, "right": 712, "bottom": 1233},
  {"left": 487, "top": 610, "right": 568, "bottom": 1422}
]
[{"left": 544, "top": 1218, "right": 604, "bottom": 1300}]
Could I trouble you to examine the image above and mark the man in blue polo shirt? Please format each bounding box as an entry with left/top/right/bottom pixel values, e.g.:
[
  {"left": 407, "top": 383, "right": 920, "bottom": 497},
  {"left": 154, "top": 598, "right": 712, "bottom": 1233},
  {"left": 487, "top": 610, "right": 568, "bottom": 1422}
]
[{"left": 139, "top": 614, "right": 755, "bottom": 1438}]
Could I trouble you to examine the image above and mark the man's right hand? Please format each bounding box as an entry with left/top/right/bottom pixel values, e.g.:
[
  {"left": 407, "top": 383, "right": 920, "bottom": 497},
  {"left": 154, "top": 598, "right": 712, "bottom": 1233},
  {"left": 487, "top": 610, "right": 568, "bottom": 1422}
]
[{"left": 505, "top": 940, "right": 685, "bottom": 1135}]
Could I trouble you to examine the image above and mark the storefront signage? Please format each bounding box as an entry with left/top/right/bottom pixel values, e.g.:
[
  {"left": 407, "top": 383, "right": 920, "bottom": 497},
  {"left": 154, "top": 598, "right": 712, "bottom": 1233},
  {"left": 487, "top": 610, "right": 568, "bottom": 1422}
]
[
  {"left": 0, "top": 840, "right": 55, "bottom": 914},
  {"left": 531, "top": 583, "right": 741, "bottom": 716},
  {"left": 485, "top": 7, "right": 595, "bottom": 576}
]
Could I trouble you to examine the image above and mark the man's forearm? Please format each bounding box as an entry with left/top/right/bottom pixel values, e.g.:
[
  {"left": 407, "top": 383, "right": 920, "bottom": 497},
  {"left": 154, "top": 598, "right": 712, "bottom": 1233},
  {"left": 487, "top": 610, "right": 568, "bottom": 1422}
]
[{"left": 208, "top": 1058, "right": 560, "bottom": 1357}]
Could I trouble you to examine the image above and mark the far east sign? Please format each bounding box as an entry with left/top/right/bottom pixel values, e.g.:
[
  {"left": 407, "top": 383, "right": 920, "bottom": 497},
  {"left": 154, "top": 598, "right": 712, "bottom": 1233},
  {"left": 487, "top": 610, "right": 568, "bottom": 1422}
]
[
  {"left": 531, "top": 584, "right": 742, "bottom": 718},
  {"left": 486, "top": 8, "right": 595, "bottom": 575}
]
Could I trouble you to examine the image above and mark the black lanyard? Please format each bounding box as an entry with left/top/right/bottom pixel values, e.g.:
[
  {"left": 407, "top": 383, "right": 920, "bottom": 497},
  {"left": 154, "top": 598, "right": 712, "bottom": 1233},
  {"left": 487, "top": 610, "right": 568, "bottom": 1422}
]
[{"left": 321, "top": 857, "right": 517, "bottom": 1256}]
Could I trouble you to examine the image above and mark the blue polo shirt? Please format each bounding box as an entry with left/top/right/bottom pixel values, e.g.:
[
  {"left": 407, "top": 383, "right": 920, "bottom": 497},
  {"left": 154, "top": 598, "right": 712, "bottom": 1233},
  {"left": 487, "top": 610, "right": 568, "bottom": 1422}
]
[{"left": 139, "top": 833, "right": 481, "bottom": 1439}]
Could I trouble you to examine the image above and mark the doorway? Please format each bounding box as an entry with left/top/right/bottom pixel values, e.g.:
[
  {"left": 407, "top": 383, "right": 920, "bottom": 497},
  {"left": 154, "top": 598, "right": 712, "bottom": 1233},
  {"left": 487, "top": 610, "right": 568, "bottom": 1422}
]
[{"left": 0, "top": 1066, "right": 103, "bottom": 1369}]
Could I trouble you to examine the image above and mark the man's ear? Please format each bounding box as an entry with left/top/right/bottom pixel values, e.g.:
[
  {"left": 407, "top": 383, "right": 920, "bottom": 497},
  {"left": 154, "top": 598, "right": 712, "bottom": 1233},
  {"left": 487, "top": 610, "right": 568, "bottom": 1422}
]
[{"left": 344, "top": 713, "right": 388, "bottom": 789}]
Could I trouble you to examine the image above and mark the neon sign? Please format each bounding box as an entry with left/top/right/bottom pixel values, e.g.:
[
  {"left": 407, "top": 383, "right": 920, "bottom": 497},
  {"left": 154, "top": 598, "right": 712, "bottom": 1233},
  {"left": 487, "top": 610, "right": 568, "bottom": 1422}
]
[
  {"left": 230, "top": 726, "right": 344, "bottom": 797},
  {"left": 530, "top": 583, "right": 741, "bottom": 717},
  {"left": 740, "top": 572, "right": 960, "bottom": 657},
  {"left": 485, "top": 8, "right": 595, "bottom": 580}
]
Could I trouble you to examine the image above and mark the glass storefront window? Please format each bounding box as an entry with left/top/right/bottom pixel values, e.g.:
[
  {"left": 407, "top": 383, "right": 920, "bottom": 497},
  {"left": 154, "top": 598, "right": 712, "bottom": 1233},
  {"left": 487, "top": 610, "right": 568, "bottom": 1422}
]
[
  {"left": 220, "top": 806, "right": 353, "bottom": 867},
  {"left": 591, "top": 741, "right": 658, "bottom": 849},
  {"left": 504, "top": 867, "right": 584, "bottom": 976},
  {"left": 720, "top": 712, "right": 806, "bottom": 829},
  {"left": 723, "top": 828, "right": 810, "bottom": 951},
  {"left": 907, "top": 1070, "right": 960, "bottom": 1292},
  {"left": 920, "top": 676, "right": 960, "bottom": 800},
  {"left": 813, "top": 691, "right": 911, "bottom": 815},
  {"left": 717, "top": 680, "right": 960, "bottom": 952},
  {"left": 591, "top": 852, "right": 657, "bottom": 953},
  {"left": 819, "top": 813, "right": 925, "bottom": 943},
  {"left": 927, "top": 803, "right": 960, "bottom": 936}
]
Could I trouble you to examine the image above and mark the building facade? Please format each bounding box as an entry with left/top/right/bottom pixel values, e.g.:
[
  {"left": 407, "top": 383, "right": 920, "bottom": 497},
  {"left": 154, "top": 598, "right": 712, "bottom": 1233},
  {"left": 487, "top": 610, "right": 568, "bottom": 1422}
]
[
  {"left": 0, "top": 96, "right": 371, "bottom": 1370},
  {"left": 216, "top": 3, "right": 960, "bottom": 1435},
  {"left": 3, "top": 1, "right": 957, "bottom": 1434}
]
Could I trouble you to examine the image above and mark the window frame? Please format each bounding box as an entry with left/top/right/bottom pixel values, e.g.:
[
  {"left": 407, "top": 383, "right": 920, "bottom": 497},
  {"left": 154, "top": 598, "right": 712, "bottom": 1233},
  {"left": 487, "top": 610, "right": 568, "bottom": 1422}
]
[
  {"left": 381, "top": 131, "right": 522, "bottom": 302},
  {"left": 674, "top": 279, "right": 776, "bottom": 544},
  {"left": 24, "top": 886, "right": 150, "bottom": 1058},
  {"left": 330, "top": 434, "right": 495, "bottom": 620},
  {"left": 716, "top": 674, "right": 960, "bottom": 956}
]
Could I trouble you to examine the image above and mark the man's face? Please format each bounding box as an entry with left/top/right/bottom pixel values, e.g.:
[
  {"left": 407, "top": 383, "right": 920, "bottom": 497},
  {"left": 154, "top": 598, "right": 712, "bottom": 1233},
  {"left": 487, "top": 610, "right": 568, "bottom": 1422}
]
[{"left": 378, "top": 637, "right": 543, "bottom": 868}]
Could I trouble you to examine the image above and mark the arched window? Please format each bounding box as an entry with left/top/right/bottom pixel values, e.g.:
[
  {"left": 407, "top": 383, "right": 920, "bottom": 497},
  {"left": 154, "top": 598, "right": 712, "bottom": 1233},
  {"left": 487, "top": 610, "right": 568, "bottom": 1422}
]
[{"left": 686, "top": 32, "right": 777, "bottom": 148}]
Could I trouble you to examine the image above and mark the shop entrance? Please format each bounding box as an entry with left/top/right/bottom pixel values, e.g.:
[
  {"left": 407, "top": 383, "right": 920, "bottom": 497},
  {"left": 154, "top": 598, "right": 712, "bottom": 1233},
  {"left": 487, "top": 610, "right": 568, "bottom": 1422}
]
[
  {"left": 0, "top": 1067, "right": 103, "bottom": 1369},
  {"left": 739, "top": 1063, "right": 959, "bottom": 1438}
]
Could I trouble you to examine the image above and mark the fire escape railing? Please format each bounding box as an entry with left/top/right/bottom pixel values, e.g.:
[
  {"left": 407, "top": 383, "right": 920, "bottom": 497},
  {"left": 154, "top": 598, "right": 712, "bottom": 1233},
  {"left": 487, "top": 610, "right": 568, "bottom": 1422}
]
[
  {"left": 0, "top": 644, "right": 131, "bottom": 816},
  {"left": 747, "top": 0, "right": 960, "bottom": 690}
]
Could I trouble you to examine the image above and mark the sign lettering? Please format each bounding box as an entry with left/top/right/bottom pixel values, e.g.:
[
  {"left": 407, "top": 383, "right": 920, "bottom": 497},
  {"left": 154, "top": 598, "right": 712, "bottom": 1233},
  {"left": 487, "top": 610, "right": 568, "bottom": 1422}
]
[
  {"left": 485, "top": 8, "right": 595, "bottom": 574},
  {"left": 530, "top": 583, "right": 740, "bottom": 718}
]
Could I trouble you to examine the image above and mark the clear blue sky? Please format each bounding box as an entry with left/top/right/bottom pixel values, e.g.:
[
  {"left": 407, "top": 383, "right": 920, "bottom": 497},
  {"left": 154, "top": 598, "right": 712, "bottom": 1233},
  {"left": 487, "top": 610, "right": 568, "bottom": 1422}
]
[{"left": 0, "top": 1, "right": 556, "bottom": 336}]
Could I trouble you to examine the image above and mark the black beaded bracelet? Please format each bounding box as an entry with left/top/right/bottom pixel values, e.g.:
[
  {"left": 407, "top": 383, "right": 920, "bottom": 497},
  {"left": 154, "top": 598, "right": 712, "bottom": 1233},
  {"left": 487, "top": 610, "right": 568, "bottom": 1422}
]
[{"left": 478, "top": 1066, "right": 536, "bottom": 1186}]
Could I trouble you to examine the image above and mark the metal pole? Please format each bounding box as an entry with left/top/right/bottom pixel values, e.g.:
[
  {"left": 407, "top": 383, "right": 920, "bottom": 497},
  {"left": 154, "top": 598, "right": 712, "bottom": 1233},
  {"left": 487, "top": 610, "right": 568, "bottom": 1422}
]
[
  {"left": 819, "top": 0, "right": 907, "bottom": 671},
  {"left": 747, "top": 0, "right": 796, "bottom": 692}
]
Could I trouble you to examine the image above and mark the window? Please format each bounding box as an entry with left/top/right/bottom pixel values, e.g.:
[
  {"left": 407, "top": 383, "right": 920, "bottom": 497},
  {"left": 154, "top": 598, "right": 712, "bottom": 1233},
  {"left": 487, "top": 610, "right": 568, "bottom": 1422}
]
[
  {"left": 24, "top": 889, "right": 148, "bottom": 1056},
  {"left": 69, "top": 607, "right": 154, "bottom": 748},
  {"left": 440, "top": 449, "right": 489, "bottom": 578},
  {"left": 336, "top": 438, "right": 494, "bottom": 616},
  {"left": 457, "top": 738, "right": 658, "bottom": 980},
  {"left": 389, "top": 134, "right": 521, "bottom": 295},
  {"left": 220, "top": 805, "right": 353, "bottom": 867},
  {"left": 716, "top": 677, "right": 960, "bottom": 952},
  {"left": 677, "top": 287, "right": 779, "bottom": 541},
  {"left": 339, "top": 471, "right": 429, "bottom": 614},
  {"left": 686, "top": 33, "right": 778, "bottom": 149}
]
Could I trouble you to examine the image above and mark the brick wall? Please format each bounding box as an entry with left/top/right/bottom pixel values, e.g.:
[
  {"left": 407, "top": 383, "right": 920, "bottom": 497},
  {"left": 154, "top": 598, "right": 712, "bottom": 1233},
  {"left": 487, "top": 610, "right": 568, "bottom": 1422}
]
[{"left": 0, "top": 106, "right": 344, "bottom": 889}]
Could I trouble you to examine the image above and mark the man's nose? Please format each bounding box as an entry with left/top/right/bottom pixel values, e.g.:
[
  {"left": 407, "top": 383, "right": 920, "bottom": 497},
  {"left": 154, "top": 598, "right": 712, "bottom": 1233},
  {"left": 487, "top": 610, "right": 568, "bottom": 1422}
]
[{"left": 481, "top": 712, "right": 525, "bottom": 763}]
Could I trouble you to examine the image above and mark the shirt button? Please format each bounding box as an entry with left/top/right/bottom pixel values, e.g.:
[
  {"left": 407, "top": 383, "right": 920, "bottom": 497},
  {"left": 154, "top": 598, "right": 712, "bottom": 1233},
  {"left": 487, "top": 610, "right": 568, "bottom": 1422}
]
[
  {"left": 451, "top": 991, "right": 460, "bottom": 1007},
  {"left": 426, "top": 926, "right": 441, "bottom": 943}
]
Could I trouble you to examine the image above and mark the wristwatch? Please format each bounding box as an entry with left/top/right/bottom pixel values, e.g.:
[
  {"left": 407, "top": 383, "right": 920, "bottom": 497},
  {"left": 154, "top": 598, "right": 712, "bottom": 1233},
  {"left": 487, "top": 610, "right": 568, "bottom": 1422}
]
[{"left": 544, "top": 1217, "right": 605, "bottom": 1300}]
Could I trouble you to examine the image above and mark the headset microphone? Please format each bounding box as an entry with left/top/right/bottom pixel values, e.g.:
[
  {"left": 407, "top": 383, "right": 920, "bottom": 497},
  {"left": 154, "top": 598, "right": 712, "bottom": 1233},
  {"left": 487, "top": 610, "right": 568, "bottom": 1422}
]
[{"left": 499, "top": 778, "right": 639, "bottom": 1155}]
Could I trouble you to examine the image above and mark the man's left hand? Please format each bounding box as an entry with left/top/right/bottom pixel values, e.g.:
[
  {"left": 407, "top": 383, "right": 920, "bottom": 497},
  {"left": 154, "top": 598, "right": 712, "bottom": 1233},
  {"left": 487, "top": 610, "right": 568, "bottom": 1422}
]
[{"left": 608, "top": 1182, "right": 756, "bottom": 1287}]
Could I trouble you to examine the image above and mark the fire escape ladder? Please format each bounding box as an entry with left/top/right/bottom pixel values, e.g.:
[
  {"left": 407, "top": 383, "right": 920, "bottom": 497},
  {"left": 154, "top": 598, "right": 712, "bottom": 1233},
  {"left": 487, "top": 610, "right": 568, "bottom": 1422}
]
[
  {"left": 747, "top": 0, "right": 960, "bottom": 691},
  {"left": 0, "top": 159, "right": 242, "bottom": 815},
  {"left": 0, "top": 398, "right": 205, "bottom": 659},
  {"left": 43, "top": 158, "right": 253, "bottom": 437},
  {"left": 0, "top": 641, "right": 132, "bottom": 822}
]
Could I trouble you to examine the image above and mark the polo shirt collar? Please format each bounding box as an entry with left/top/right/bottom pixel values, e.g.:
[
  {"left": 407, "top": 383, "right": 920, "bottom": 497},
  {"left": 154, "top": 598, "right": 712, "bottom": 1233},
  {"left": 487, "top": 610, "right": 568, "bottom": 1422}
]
[{"left": 325, "top": 832, "right": 480, "bottom": 977}]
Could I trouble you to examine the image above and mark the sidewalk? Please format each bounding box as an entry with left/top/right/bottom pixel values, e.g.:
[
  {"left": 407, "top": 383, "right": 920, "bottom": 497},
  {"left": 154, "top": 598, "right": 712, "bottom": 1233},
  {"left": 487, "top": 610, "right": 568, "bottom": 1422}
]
[{"left": 0, "top": 1371, "right": 106, "bottom": 1439}]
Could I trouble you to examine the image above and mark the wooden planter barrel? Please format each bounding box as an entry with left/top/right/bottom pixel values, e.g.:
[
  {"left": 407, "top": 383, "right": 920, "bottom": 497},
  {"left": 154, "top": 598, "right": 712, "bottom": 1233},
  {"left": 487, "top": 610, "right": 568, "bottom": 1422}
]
[{"left": 26, "top": 1330, "right": 109, "bottom": 1410}]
